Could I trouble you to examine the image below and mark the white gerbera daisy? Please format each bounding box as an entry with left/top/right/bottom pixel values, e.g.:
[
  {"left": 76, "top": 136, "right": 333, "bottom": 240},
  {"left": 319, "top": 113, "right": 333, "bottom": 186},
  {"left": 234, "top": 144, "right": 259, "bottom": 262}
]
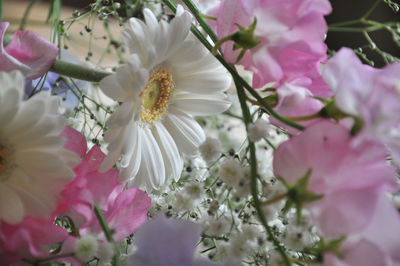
[
  {"left": 0, "top": 71, "right": 79, "bottom": 224},
  {"left": 99, "top": 6, "right": 231, "bottom": 190}
]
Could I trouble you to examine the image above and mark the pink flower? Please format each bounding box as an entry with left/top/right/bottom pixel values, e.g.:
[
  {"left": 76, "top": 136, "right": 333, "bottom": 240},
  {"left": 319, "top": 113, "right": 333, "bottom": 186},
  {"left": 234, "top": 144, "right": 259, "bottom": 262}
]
[
  {"left": 0, "top": 217, "right": 68, "bottom": 264},
  {"left": 323, "top": 47, "right": 400, "bottom": 165},
  {"left": 273, "top": 121, "right": 397, "bottom": 238},
  {"left": 319, "top": 194, "right": 400, "bottom": 266},
  {"left": 272, "top": 81, "right": 324, "bottom": 134},
  {"left": 0, "top": 22, "right": 58, "bottom": 79},
  {"left": 57, "top": 127, "right": 151, "bottom": 242},
  {"left": 213, "top": 0, "right": 331, "bottom": 88}
]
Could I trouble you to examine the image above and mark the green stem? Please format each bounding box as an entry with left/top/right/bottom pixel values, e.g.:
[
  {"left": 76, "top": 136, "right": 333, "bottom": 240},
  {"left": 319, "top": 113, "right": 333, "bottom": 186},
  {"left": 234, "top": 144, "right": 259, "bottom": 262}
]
[
  {"left": 181, "top": 0, "right": 218, "bottom": 43},
  {"left": 328, "top": 26, "right": 367, "bottom": 32},
  {"left": 211, "top": 34, "right": 234, "bottom": 55},
  {"left": 20, "top": 0, "right": 40, "bottom": 30},
  {"left": 200, "top": 14, "right": 216, "bottom": 21},
  {"left": 282, "top": 113, "right": 320, "bottom": 122},
  {"left": 261, "top": 193, "right": 287, "bottom": 206},
  {"left": 0, "top": 0, "right": 3, "bottom": 21},
  {"left": 50, "top": 60, "right": 111, "bottom": 82},
  {"left": 94, "top": 201, "right": 120, "bottom": 266},
  {"left": 235, "top": 76, "right": 291, "bottom": 266},
  {"left": 328, "top": 19, "right": 362, "bottom": 27},
  {"left": 361, "top": 0, "right": 381, "bottom": 19}
]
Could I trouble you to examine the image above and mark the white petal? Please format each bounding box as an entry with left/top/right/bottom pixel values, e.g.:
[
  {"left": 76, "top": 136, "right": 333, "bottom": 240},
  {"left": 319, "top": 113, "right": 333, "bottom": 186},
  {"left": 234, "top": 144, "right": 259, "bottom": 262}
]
[
  {"left": 0, "top": 86, "right": 21, "bottom": 127},
  {"left": 175, "top": 70, "right": 231, "bottom": 95},
  {"left": 134, "top": 127, "right": 165, "bottom": 190},
  {"left": 106, "top": 101, "right": 135, "bottom": 128},
  {"left": 162, "top": 107, "right": 205, "bottom": 157},
  {"left": 0, "top": 184, "right": 24, "bottom": 224},
  {"left": 119, "top": 127, "right": 142, "bottom": 182},
  {"left": 152, "top": 122, "right": 183, "bottom": 182},
  {"left": 171, "top": 93, "right": 231, "bottom": 116}
]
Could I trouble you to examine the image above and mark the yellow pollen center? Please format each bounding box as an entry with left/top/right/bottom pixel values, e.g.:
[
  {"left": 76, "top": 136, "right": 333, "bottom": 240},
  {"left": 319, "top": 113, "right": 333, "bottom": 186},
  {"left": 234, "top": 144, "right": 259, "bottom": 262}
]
[
  {"left": 0, "top": 144, "right": 7, "bottom": 175},
  {"left": 140, "top": 70, "right": 175, "bottom": 123}
]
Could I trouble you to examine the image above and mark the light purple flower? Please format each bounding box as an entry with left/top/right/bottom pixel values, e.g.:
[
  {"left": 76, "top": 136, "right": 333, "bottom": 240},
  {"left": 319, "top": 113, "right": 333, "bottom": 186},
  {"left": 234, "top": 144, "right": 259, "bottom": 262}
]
[{"left": 128, "top": 215, "right": 240, "bottom": 266}]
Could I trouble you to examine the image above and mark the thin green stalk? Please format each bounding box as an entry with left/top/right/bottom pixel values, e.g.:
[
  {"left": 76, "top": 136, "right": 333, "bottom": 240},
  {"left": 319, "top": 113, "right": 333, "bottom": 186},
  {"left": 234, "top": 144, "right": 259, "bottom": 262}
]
[
  {"left": 181, "top": 0, "right": 218, "bottom": 43},
  {"left": 0, "top": 0, "right": 3, "bottom": 21},
  {"left": 361, "top": 0, "right": 381, "bottom": 19},
  {"left": 235, "top": 76, "right": 291, "bottom": 266},
  {"left": 20, "top": 0, "right": 40, "bottom": 30},
  {"left": 328, "top": 26, "right": 366, "bottom": 32},
  {"left": 94, "top": 201, "right": 120, "bottom": 266},
  {"left": 282, "top": 113, "right": 320, "bottom": 122},
  {"left": 50, "top": 60, "right": 111, "bottom": 82},
  {"left": 328, "top": 19, "right": 362, "bottom": 27}
]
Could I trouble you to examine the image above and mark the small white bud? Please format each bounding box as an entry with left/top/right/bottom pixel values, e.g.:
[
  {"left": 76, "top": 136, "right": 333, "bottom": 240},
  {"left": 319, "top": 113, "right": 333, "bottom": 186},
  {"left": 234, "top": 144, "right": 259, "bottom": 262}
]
[
  {"left": 219, "top": 159, "right": 244, "bottom": 187},
  {"left": 75, "top": 234, "right": 99, "bottom": 262},
  {"left": 199, "top": 137, "right": 222, "bottom": 162},
  {"left": 97, "top": 241, "right": 115, "bottom": 263},
  {"left": 248, "top": 119, "right": 270, "bottom": 142}
]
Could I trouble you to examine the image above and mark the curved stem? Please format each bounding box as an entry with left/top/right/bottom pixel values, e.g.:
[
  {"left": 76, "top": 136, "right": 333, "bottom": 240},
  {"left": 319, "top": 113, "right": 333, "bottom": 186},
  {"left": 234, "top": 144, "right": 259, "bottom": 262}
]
[
  {"left": 261, "top": 193, "right": 287, "bottom": 206},
  {"left": 181, "top": 0, "right": 218, "bottom": 43},
  {"left": 282, "top": 113, "right": 320, "bottom": 122},
  {"left": 235, "top": 75, "right": 292, "bottom": 266},
  {"left": 94, "top": 201, "right": 120, "bottom": 266},
  {"left": 50, "top": 60, "right": 112, "bottom": 82}
]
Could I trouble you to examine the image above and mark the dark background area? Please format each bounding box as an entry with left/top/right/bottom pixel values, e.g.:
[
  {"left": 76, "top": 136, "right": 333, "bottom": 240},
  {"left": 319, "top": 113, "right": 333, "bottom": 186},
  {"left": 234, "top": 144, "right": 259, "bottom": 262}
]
[{"left": 46, "top": 0, "right": 400, "bottom": 67}]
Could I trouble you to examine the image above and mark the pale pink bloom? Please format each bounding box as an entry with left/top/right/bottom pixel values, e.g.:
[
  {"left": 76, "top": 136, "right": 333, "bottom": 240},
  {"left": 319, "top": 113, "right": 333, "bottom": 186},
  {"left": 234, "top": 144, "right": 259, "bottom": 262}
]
[
  {"left": 213, "top": 0, "right": 331, "bottom": 88},
  {"left": 0, "top": 217, "right": 68, "bottom": 264},
  {"left": 319, "top": 194, "right": 400, "bottom": 266},
  {"left": 57, "top": 127, "right": 151, "bottom": 242},
  {"left": 0, "top": 22, "right": 58, "bottom": 79},
  {"left": 273, "top": 121, "right": 397, "bottom": 238},
  {"left": 272, "top": 81, "right": 324, "bottom": 134},
  {"left": 323, "top": 47, "right": 400, "bottom": 165}
]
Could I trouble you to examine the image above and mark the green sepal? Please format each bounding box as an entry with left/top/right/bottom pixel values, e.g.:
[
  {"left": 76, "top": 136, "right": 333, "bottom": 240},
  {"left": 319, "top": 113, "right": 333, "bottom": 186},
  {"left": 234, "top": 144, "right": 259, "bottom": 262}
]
[
  {"left": 231, "top": 17, "right": 262, "bottom": 50},
  {"left": 280, "top": 169, "right": 323, "bottom": 222}
]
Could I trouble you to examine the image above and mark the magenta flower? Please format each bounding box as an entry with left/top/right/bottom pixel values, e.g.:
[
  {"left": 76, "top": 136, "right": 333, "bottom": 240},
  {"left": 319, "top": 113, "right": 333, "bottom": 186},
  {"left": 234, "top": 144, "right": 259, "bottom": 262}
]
[
  {"left": 273, "top": 121, "right": 397, "bottom": 238},
  {"left": 323, "top": 47, "right": 400, "bottom": 165},
  {"left": 213, "top": 0, "right": 331, "bottom": 88},
  {"left": 0, "top": 217, "right": 68, "bottom": 264},
  {"left": 57, "top": 127, "right": 151, "bottom": 242},
  {"left": 0, "top": 22, "right": 58, "bottom": 79}
]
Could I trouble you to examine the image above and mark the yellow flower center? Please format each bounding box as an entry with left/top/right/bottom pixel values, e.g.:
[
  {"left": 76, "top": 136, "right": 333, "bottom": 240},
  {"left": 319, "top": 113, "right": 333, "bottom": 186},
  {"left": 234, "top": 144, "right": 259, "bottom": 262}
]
[{"left": 140, "top": 70, "right": 175, "bottom": 123}]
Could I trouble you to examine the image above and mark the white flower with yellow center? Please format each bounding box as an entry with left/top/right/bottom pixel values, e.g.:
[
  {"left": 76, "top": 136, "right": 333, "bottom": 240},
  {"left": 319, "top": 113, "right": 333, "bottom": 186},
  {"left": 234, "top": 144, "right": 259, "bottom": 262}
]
[
  {"left": 99, "top": 6, "right": 231, "bottom": 190},
  {"left": 0, "top": 71, "right": 79, "bottom": 224}
]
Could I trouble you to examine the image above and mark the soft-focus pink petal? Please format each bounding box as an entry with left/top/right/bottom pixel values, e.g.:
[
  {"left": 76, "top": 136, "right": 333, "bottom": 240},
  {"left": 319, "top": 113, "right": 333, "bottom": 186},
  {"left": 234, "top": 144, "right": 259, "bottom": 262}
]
[
  {"left": 0, "top": 22, "right": 58, "bottom": 79},
  {"left": 0, "top": 217, "right": 68, "bottom": 261},
  {"left": 105, "top": 187, "right": 151, "bottom": 242},
  {"left": 60, "top": 126, "right": 87, "bottom": 158}
]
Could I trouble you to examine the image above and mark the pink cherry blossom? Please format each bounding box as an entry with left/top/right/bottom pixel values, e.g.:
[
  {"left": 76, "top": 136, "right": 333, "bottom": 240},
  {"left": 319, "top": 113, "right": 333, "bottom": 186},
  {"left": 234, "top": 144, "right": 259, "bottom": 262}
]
[
  {"left": 0, "top": 22, "right": 58, "bottom": 79},
  {"left": 273, "top": 121, "right": 397, "bottom": 238},
  {"left": 323, "top": 47, "right": 400, "bottom": 165},
  {"left": 0, "top": 217, "right": 68, "bottom": 265},
  {"left": 213, "top": 0, "right": 331, "bottom": 88}
]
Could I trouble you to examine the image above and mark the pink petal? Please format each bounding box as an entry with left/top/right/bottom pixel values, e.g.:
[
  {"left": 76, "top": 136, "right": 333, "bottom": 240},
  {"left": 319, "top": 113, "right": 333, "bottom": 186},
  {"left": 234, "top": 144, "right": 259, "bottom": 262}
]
[
  {"left": 0, "top": 22, "right": 58, "bottom": 79},
  {"left": 60, "top": 126, "right": 87, "bottom": 158}
]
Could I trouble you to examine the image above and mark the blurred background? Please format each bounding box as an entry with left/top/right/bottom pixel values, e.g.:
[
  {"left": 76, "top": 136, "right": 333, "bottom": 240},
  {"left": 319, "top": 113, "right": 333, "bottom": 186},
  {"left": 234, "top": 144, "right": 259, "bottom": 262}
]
[{"left": 3, "top": 0, "right": 400, "bottom": 67}]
